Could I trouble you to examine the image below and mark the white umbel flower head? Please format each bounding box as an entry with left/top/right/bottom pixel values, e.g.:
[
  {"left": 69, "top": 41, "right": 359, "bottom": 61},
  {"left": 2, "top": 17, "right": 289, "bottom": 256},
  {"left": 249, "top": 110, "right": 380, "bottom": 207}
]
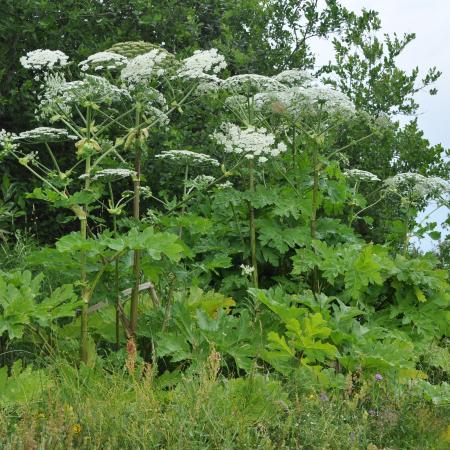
[
  {"left": 255, "top": 85, "right": 355, "bottom": 120},
  {"left": 384, "top": 172, "right": 449, "bottom": 204},
  {"left": 176, "top": 49, "right": 227, "bottom": 80},
  {"left": 39, "top": 74, "right": 130, "bottom": 118},
  {"left": 91, "top": 168, "right": 136, "bottom": 181},
  {"left": 120, "top": 49, "right": 171, "bottom": 85},
  {"left": 273, "top": 69, "right": 314, "bottom": 88},
  {"left": 212, "top": 123, "right": 287, "bottom": 163},
  {"left": 344, "top": 169, "right": 380, "bottom": 182},
  {"left": 13, "top": 127, "right": 78, "bottom": 144},
  {"left": 20, "top": 49, "right": 69, "bottom": 71},
  {"left": 220, "top": 74, "right": 286, "bottom": 96},
  {"left": 156, "top": 150, "right": 220, "bottom": 167},
  {"left": 186, "top": 175, "right": 216, "bottom": 190},
  {"left": 79, "top": 51, "right": 128, "bottom": 72}
]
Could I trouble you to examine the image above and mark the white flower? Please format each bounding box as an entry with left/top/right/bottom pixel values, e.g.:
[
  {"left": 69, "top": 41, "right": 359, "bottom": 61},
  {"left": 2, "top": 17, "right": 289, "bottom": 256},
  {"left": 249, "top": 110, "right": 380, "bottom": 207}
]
[
  {"left": 13, "top": 127, "right": 77, "bottom": 144},
  {"left": 79, "top": 51, "right": 128, "bottom": 72},
  {"left": 120, "top": 49, "right": 171, "bottom": 85},
  {"left": 0, "top": 129, "right": 19, "bottom": 158},
  {"left": 273, "top": 69, "right": 314, "bottom": 88},
  {"left": 20, "top": 49, "right": 69, "bottom": 71},
  {"left": 186, "top": 175, "right": 216, "bottom": 190},
  {"left": 176, "top": 48, "right": 227, "bottom": 80},
  {"left": 240, "top": 264, "right": 255, "bottom": 276},
  {"left": 212, "top": 123, "right": 287, "bottom": 162},
  {"left": 91, "top": 168, "right": 136, "bottom": 181},
  {"left": 255, "top": 85, "right": 356, "bottom": 119},
  {"left": 155, "top": 150, "right": 220, "bottom": 166},
  {"left": 344, "top": 169, "right": 380, "bottom": 182},
  {"left": 216, "top": 181, "right": 233, "bottom": 189},
  {"left": 39, "top": 74, "right": 130, "bottom": 118},
  {"left": 384, "top": 172, "right": 449, "bottom": 204},
  {"left": 220, "top": 74, "right": 286, "bottom": 95},
  {"left": 145, "top": 106, "right": 170, "bottom": 126}
]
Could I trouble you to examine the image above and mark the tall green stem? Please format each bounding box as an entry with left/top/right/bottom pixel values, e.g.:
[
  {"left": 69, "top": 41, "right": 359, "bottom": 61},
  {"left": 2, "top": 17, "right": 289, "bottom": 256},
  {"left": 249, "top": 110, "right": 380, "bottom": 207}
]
[
  {"left": 80, "top": 105, "right": 92, "bottom": 364},
  {"left": 130, "top": 104, "right": 142, "bottom": 337},
  {"left": 310, "top": 143, "right": 320, "bottom": 293},
  {"left": 403, "top": 214, "right": 410, "bottom": 256},
  {"left": 108, "top": 182, "right": 121, "bottom": 350},
  {"left": 179, "top": 164, "right": 189, "bottom": 238},
  {"left": 248, "top": 159, "right": 258, "bottom": 288}
]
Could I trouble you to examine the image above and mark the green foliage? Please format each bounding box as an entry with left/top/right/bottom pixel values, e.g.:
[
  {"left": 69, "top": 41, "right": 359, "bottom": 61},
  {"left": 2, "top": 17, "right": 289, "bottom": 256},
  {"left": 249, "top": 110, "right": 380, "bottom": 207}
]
[
  {"left": 0, "top": 360, "right": 51, "bottom": 406},
  {"left": 152, "top": 288, "right": 259, "bottom": 373},
  {"left": 0, "top": 270, "right": 80, "bottom": 340},
  {"left": 0, "top": 4, "right": 448, "bottom": 446}
]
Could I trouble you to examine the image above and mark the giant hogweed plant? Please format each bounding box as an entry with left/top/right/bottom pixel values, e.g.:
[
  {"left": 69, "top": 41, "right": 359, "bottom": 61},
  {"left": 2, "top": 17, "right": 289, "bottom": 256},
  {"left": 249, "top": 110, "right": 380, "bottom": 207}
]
[{"left": 0, "top": 44, "right": 228, "bottom": 362}]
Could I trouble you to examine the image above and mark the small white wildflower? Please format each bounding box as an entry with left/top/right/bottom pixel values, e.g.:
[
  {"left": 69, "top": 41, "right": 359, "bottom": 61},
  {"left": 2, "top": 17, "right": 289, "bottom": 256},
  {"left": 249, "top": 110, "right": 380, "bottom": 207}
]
[
  {"left": 18, "top": 151, "right": 39, "bottom": 166},
  {"left": 156, "top": 150, "right": 219, "bottom": 166},
  {"left": 240, "top": 264, "right": 255, "bottom": 276},
  {"left": 216, "top": 180, "right": 233, "bottom": 189},
  {"left": 0, "top": 129, "right": 19, "bottom": 158},
  {"left": 13, "top": 127, "right": 77, "bottom": 144},
  {"left": 344, "top": 169, "right": 380, "bottom": 182},
  {"left": 79, "top": 51, "right": 128, "bottom": 72},
  {"left": 20, "top": 49, "right": 69, "bottom": 71}
]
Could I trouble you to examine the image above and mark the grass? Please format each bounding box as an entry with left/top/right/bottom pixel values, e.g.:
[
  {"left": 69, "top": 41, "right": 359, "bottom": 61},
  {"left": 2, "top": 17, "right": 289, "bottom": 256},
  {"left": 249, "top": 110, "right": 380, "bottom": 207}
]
[{"left": 0, "top": 353, "right": 448, "bottom": 450}]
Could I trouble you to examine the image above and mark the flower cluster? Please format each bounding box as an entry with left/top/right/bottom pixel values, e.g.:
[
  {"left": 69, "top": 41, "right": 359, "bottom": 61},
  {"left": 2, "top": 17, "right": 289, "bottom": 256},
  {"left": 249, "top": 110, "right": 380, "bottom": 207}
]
[
  {"left": 145, "top": 106, "right": 170, "bottom": 126},
  {"left": 255, "top": 85, "right": 355, "bottom": 120},
  {"left": 38, "top": 74, "right": 130, "bottom": 118},
  {"left": 212, "top": 123, "right": 287, "bottom": 163},
  {"left": 91, "top": 168, "right": 136, "bottom": 181},
  {"left": 20, "top": 49, "right": 69, "bottom": 71},
  {"left": 13, "top": 127, "right": 77, "bottom": 144},
  {"left": 120, "top": 49, "right": 172, "bottom": 85},
  {"left": 156, "top": 150, "right": 220, "bottom": 167},
  {"left": 79, "top": 51, "right": 128, "bottom": 72},
  {"left": 107, "top": 41, "right": 161, "bottom": 58},
  {"left": 186, "top": 175, "right": 216, "bottom": 190},
  {"left": 0, "top": 129, "right": 19, "bottom": 159},
  {"left": 240, "top": 264, "right": 255, "bottom": 276},
  {"left": 177, "top": 49, "right": 226, "bottom": 80},
  {"left": 344, "top": 169, "right": 380, "bottom": 182},
  {"left": 273, "top": 69, "right": 314, "bottom": 88},
  {"left": 220, "top": 74, "right": 285, "bottom": 96},
  {"left": 384, "top": 172, "right": 449, "bottom": 204}
]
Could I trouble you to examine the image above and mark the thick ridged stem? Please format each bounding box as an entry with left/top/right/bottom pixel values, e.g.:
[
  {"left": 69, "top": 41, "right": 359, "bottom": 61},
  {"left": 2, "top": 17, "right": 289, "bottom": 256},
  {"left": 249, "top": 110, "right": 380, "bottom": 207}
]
[
  {"left": 248, "top": 159, "right": 258, "bottom": 288},
  {"left": 310, "top": 145, "right": 319, "bottom": 293},
  {"left": 130, "top": 105, "right": 142, "bottom": 337},
  {"left": 80, "top": 105, "right": 92, "bottom": 363}
]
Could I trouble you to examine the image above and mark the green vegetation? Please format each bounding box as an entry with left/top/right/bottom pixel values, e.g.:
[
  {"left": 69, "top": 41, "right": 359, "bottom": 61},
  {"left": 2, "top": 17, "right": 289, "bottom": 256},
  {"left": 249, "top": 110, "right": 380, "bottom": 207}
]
[{"left": 0, "top": 1, "right": 448, "bottom": 449}]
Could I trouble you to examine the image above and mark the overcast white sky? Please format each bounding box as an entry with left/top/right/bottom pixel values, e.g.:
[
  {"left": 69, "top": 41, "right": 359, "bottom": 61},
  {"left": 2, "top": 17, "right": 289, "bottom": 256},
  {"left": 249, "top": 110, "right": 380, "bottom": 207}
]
[{"left": 312, "top": 0, "right": 449, "bottom": 250}]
